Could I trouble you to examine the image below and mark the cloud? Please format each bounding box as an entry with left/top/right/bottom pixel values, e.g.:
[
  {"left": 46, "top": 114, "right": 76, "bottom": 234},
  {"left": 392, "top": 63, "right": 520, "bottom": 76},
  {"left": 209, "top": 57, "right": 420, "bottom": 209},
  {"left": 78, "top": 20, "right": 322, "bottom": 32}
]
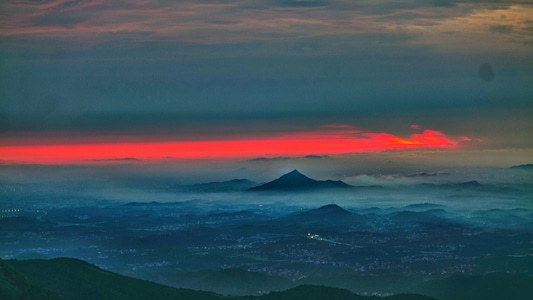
[
  {"left": 0, "top": 125, "right": 471, "bottom": 163},
  {"left": 489, "top": 24, "right": 514, "bottom": 33},
  {"left": 344, "top": 174, "right": 424, "bottom": 187},
  {"left": 478, "top": 63, "right": 495, "bottom": 82},
  {"left": 2, "top": 0, "right": 531, "bottom": 50},
  {"left": 305, "top": 155, "right": 329, "bottom": 159},
  {"left": 91, "top": 157, "right": 142, "bottom": 162},
  {"left": 271, "top": 0, "right": 329, "bottom": 8},
  {"left": 409, "top": 4, "right": 533, "bottom": 53},
  {"left": 0, "top": 0, "right": 531, "bottom": 154}
]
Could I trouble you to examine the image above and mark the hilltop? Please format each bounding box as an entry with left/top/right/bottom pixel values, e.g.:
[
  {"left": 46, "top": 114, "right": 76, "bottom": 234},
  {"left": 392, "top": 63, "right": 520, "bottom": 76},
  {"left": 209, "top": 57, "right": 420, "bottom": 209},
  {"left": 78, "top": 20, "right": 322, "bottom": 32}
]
[{"left": 249, "top": 170, "right": 351, "bottom": 191}]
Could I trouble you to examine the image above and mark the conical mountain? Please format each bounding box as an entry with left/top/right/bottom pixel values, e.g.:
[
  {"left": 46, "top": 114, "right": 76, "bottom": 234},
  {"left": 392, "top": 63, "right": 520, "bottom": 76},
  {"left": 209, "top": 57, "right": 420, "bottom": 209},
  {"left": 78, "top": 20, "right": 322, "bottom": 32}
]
[{"left": 249, "top": 170, "right": 351, "bottom": 191}]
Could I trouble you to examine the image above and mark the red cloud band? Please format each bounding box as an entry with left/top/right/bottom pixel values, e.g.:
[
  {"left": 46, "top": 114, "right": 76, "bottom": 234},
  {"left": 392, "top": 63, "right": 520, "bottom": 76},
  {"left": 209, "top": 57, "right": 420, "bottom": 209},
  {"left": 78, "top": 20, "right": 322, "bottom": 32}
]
[{"left": 0, "top": 128, "right": 466, "bottom": 164}]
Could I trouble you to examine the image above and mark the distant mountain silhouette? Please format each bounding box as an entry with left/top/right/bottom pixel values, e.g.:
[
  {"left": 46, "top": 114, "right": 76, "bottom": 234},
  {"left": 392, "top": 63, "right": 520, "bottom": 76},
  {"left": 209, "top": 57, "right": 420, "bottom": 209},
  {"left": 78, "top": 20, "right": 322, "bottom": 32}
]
[
  {"left": 261, "top": 285, "right": 439, "bottom": 300},
  {"left": 405, "top": 172, "right": 450, "bottom": 177},
  {"left": 247, "top": 156, "right": 292, "bottom": 162},
  {"left": 280, "top": 204, "right": 355, "bottom": 223},
  {"left": 187, "top": 179, "right": 257, "bottom": 192},
  {"left": 279, "top": 204, "right": 365, "bottom": 228},
  {"left": 418, "top": 181, "right": 483, "bottom": 189},
  {"left": 301, "top": 204, "right": 353, "bottom": 216},
  {"left": 249, "top": 170, "right": 351, "bottom": 191},
  {"left": 176, "top": 268, "right": 291, "bottom": 296},
  {"left": 510, "top": 163, "right": 533, "bottom": 170},
  {"left": 123, "top": 201, "right": 182, "bottom": 207},
  {"left": 456, "top": 180, "right": 483, "bottom": 187},
  {"left": 402, "top": 203, "right": 449, "bottom": 212}
]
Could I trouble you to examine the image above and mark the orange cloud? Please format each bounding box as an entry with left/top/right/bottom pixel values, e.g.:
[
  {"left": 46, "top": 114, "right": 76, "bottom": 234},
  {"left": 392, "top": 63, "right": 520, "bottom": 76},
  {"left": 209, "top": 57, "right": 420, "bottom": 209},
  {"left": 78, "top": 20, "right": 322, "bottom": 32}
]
[
  {"left": 3, "top": 0, "right": 529, "bottom": 51},
  {"left": 0, "top": 126, "right": 468, "bottom": 164}
]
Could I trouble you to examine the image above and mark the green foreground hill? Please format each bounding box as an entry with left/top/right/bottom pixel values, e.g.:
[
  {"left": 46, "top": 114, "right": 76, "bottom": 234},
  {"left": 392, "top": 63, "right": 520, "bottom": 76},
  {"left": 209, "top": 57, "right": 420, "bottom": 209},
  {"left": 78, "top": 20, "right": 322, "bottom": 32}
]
[
  {"left": 0, "top": 258, "right": 60, "bottom": 300},
  {"left": 3, "top": 257, "right": 532, "bottom": 300},
  {"left": 2, "top": 257, "right": 437, "bottom": 300},
  {"left": 3, "top": 258, "right": 224, "bottom": 300}
]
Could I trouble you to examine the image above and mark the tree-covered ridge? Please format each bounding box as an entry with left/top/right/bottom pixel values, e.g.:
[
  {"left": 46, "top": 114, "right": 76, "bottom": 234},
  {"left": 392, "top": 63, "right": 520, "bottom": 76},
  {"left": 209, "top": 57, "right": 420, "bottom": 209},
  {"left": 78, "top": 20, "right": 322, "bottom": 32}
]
[
  {"left": 3, "top": 258, "right": 438, "bottom": 300},
  {"left": 7, "top": 258, "right": 225, "bottom": 300},
  {"left": 242, "top": 285, "right": 438, "bottom": 300},
  {"left": 0, "top": 258, "right": 60, "bottom": 300}
]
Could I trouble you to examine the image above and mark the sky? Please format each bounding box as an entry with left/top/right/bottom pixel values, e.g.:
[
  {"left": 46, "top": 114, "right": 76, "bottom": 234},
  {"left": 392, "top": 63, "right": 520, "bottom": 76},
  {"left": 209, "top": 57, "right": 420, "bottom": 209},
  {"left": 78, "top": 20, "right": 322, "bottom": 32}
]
[{"left": 0, "top": 0, "right": 532, "bottom": 164}]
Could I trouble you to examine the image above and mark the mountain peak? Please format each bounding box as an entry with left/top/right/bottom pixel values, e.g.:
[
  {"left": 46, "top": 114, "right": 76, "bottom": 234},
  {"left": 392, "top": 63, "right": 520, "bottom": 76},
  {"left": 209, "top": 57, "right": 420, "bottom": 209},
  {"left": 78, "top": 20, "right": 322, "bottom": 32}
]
[
  {"left": 312, "top": 204, "right": 352, "bottom": 215},
  {"left": 279, "top": 169, "right": 311, "bottom": 180},
  {"left": 249, "top": 170, "right": 351, "bottom": 191}
]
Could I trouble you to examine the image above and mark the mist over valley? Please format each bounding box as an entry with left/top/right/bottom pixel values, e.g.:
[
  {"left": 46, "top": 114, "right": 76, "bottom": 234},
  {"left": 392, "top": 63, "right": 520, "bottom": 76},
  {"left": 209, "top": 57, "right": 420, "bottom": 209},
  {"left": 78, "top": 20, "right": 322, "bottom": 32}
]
[{"left": 1, "top": 162, "right": 532, "bottom": 299}]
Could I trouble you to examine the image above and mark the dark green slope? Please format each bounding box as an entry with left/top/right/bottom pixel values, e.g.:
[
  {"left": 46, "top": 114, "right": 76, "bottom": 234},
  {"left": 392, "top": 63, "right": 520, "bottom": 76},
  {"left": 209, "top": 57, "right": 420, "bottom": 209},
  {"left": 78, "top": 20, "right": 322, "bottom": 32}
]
[
  {"left": 4, "top": 256, "right": 531, "bottom": 300},
  {"left": 420, "top": 273, "right": 533, "bottom": 300},
  {"left": 242, "top": 285, "right": 437, "bottom": 300},
  {"left": 8, "top": 258, "right": 225, "bottom": 300},
  {"left": 7, "top": 258, "right": 438, "bottom": 300},
  {"left": 176, "top": 268, "right": 292, "bottom": 296},
  {"left": 0, "top": 258, "right": 60, "bottom": 300}
]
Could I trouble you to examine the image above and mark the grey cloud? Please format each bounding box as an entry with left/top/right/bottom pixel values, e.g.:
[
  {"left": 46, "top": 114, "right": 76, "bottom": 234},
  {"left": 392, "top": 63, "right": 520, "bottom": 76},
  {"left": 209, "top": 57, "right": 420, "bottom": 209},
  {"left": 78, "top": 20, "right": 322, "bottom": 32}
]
[
  {"left": 204, "top": 19, "right": 242, "bottom": 25},
  {"left": 0, "top": 109, "right": 9, "bottom": 133},
  {"left": 389, "top": 12, "right": 423, "bottom": 20},
  {"left": 272, "top": 0, "right": 329, "bottom": 7},
  {"left": 489, "top": 25, "right": 514, "bottom": 33},
  {"left": 31, "top": 13, "right": 87, "bottom": 27},
  {"left": 50, "top": 0, "right": 107, "bottom": 12},
  {"left": 433, "top": 0, "right": 456, "bottom": 7},
  {"left": 4, "top": 0, "right": 529, "bottom": 48},
  {"left": 9, "top": 0, "right": 56, "bottom": 6},
  {"left": 478, "top": 63, "right": 495, "bottom": 82},
  {"left": 92, "top": 158, "right": 142, "bottom": 162}
]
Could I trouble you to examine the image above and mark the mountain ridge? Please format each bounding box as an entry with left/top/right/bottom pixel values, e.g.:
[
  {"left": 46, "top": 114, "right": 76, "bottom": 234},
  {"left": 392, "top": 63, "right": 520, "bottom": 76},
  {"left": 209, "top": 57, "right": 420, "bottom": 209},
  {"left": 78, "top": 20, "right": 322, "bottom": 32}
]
[
  {"left": 249, "top": 170, "right": 351, "bottom": 191},
  {"left": 510, "top": 163, "right": 533, "bottom": 169},
  {"left": 4, "top": 258, "right": 438, "bottom": 300},
  {"left": 187, "top": 179, "right": 258, "bottom": 192}
]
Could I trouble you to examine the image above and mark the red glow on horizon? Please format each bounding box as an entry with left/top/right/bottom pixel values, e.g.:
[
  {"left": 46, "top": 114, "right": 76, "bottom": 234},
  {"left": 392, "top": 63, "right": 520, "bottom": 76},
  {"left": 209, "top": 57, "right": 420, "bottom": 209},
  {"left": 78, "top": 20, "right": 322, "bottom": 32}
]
[{"left": 0, "top": 128, "right": 466, "bottom": 164}]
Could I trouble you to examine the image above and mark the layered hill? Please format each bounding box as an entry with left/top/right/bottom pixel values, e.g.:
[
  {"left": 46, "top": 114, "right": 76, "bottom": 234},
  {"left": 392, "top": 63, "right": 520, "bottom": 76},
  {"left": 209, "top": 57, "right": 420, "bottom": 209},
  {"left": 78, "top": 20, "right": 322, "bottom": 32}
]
[
  {"left": 3, "top": 258, "right": 438, "bottom": 300},
  {"left": 249, "top": 170, "right": 351, "bottom": 191},
  {"left": 186, "top": 179, "right": 258, "bottom": 192},
  {"left": 6, "top": 258, "right": 225, "bottom": 300}
]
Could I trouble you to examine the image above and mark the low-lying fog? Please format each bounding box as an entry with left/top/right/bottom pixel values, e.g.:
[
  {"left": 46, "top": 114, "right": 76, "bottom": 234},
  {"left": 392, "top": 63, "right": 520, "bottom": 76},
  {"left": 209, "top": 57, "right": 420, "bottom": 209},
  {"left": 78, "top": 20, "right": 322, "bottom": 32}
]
[{"left": 1, "top": 154, "right": 531, "bottom": 212}]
